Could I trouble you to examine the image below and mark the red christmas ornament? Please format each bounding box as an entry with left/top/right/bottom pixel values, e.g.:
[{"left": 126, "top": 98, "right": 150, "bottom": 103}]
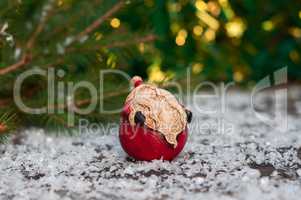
[{"left": 119, "top": 76, "right": 192, "bottom": 161}]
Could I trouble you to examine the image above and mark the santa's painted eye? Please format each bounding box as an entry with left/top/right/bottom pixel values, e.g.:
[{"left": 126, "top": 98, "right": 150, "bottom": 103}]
[
  {"left": 134, "top": 111, "right": 145, "bottom": 125},
  {"left": 185, "top": 110, "right": 192, "bottom": 123}
]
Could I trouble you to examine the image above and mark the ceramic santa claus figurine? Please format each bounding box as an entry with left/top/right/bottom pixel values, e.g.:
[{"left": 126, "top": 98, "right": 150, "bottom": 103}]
[{"left": 119, "top": 76, "right": 192, "bottom": 161}]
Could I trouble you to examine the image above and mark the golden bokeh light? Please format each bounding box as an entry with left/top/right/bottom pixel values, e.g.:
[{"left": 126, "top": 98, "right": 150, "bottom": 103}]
[
  {"left": 110, "top": 18, "right": 120, "bottom": 28},
  {"left": 207, "top": 1, "right": 221, "bottom": 16},
  {"left": 196, "top": 11, "right": 220, "bottom": 30},
  {"left": 192, "top": 63, "right": 204, "bottom": 74},
  {"left": 299, "top": 10, "right": 301, "bottom": 19},
  {"left": 57, "top": 0, "right": 63, "bottom": 7},
  {"left": 195, "top": 0, "right": 207, "bottom": 11},
  {"left": 203, "top": 29, "right": 216, "bottom": 42},
  {"left": 289, "top": 27, "right": 301, "bottom": 38},
  {"left": 233, "top": 71, "right": 244, "bottom": 82},
  {"left": 175, "top": 29, "right": 188, "bottom": 46},
  {"left": 148, "top": 65, "right": 166, "bottom": 83},
  {"left": 94, "top": 32, "right": 103, "bottom": 41},
  {"left": 175, "top": 36, "right": 186, "bottom": 46},
  {"left": 225, "top": 18, "right": 246, "bottom": 38},
  {"left": 178, "top": 29, "right": 188, "bottom": 38},
  {"left": 289, "top": 50, "right": 300, "bottom": 63},
  {"left": 262, "top": 20, "right": 274, "bottom": 31},
  {"left": 193, "top": 25, "right": 203, "bottom": 36}
]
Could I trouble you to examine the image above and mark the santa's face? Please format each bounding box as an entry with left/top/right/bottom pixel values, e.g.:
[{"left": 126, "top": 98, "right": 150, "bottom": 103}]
[{"left": 125, "top": 83, "right": 191, "bottom": 147}]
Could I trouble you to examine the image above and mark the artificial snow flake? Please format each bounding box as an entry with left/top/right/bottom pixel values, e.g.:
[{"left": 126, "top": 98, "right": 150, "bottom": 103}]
[
  {"left": 56, "top": 43, "right": 65, "bottom": 55},
  {"left": 64, "top": 37, "right": 74, "bottom": 46},
  {"left": 0, "top": 22, "right": 15, "bottom": 47},
  {"left": 14, "top": 48, "right": 22, "bottom": 60}
]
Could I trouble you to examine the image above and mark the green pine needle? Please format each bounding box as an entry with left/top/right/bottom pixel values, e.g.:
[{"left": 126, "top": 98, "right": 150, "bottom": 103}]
[{"left": 0, "top": 111, "right": 18, "bottom": 143}]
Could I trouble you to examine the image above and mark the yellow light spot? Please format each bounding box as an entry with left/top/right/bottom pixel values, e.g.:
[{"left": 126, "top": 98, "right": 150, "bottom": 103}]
[
  {"left": 203, "top": 29, "right": 216, "bottom": 42},
  {"left": 207, "top": 1, "right": 221, "bottom": 16},
  {"left": 148, "top": 65, "right": 166, "bottom": 83},
  {"left": 262, "top": 20, "right": 274, "bottom": 31},
  {"left": 110, "top": 18, "right": 120, "bottom": 28},
  {"left": 196, "top": 11, "right": 220, "bottom": 30},
  {"left": 175, "top": 36, "right": 186, "bottom": 46},
  {"left": 94, "top": 32, "right": 103, "bottom": 41},
  {"left": 178, "top": 29, "right": 188, "bottom": 38},
  {"left": 193, "top": 25, "right": 203, "bottom": 36},
  {"left": 57, "top": 0, "right": 63, "bottom": 7},
  {"left": 195, "top": 0, "right": 207, "bottom": 11},
  {"left": 192, "top": 63, "right": 204, "bottom": 74},
  {"left": 299, "top": 10, "right": 301, "bottom": 19},
  {"left": 171, "top": 23, "right": 181, "bottom": 34},
  {"left": 175, "top": 29, "right": 188, "bottom": 46},
  {"left": 225, "top": 18, "right": 246, "bottom": 38},
  {"left": 107, "top": 54, "right": 117, "bottom": 68},
  {"left": 138, "top": 43, "right": 145, "bottom": 53},
  {"left": 289, "top": 27, "right": 301, "bottom": 38},
  {"left": 289, "top": 50, "right": 300, "bottom": 63},
  {"left": 233, "top": 71, "right": 244, "bottom": 82}
]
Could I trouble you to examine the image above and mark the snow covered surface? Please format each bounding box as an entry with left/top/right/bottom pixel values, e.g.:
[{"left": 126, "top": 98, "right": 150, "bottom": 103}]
[{"left": 0, "top": 88, "right": 301, "bottom": 200}]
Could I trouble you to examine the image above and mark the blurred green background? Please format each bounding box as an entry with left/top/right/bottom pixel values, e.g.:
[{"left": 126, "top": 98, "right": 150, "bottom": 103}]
[
  {"left": 127, "top": 0, "right": 301, "bottom": 83},
  {"left": 0, "top": 0, "right": 301, "bottom": 133},
  {"left": 1, "top": 0, "right": 301, "bottom": 84}
]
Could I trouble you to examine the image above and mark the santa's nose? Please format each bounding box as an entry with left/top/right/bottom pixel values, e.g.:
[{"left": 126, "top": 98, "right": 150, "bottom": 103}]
[{"left": 134, "top": 111, "right": 145, "bottom": 125}]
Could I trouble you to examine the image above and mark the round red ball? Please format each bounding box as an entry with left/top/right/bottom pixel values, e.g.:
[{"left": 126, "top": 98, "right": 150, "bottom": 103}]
[
  {"left": 118, "top": 76, "right": 190, "bottom": 161},
  {"left": 119, "top": 117, "right": 188, "bottom": 161}
]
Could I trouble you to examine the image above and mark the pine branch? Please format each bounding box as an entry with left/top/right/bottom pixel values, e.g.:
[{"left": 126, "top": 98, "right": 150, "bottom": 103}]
[
  {"left": 26, "top": 11, "right": 53, "bottom": 49},
  {"left": 55, "top": 87, "right": 129, "bottom": 110},
  {"left": 0, "top": 54, "right": 31, "bottom": 75},
  {"left": 0, "top": 111, "right": 17, "bottom": 138},
  {"left": 46, "top": 0, "right": 104, "bottom": 40},
  {"left": 105, "top": 34, "right": 157, "bottom": 48},
  {"left": 0, "top": 0, "right": 125, "bottom": 76},
  {"left": 0, "top": 0, "right": 55, "bottom": 76},
  {"left": 72, "top": 0, "right": 126, "bottom": 44},
  {"left": 66, "top": 34, "right": 156, "bottom": 53}
]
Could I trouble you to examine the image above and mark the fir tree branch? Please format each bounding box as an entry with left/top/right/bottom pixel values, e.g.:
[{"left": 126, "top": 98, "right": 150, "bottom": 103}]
[
  {"left": 47, "top": 0, "right": 104, "bottom": 40},
  {"left": 0, "top": 0, "right": 55, "bottom": 76},
  {"left": 45, "top": 34, "right": 156, "bottom": 69},
  {"left": 72, "top": 0, "right": 125, "bottom": 44},
  {"left": 56, "top": 87, "right": 129, "bottom": 110},
  {"left": 0, "top": 54, "right": 31, "bottom": 75},
  {"left": 105, "top": 34, "right": 157, "bottom": 48},
  {"left": 0, "top": 111, "right": 17, "bottom": 137},
  {"left": 26, "top": 13, "right": 53, "bottom": 49},
  {"left": 66, "top": 34, "right": 157, "bottom": 53},
  {"left": 0, "top": 0, "right": 125, "bottom": 76}
]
